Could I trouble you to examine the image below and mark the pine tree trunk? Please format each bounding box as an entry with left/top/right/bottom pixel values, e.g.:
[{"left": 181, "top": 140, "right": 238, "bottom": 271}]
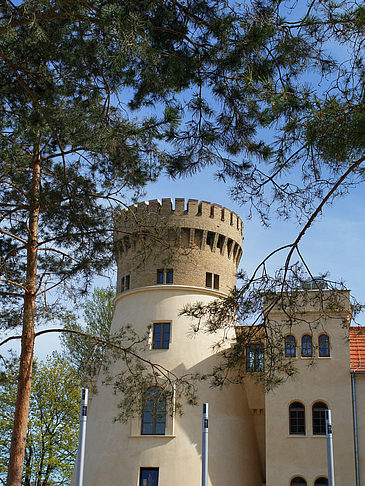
[{"left": 6, "top": 148, "right": 41, "bottom": 486}]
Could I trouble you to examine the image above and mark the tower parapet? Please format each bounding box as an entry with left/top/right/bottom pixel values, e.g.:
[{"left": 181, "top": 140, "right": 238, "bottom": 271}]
[{"left": 114, "top": 198, "right": 243, "bottom": 294}]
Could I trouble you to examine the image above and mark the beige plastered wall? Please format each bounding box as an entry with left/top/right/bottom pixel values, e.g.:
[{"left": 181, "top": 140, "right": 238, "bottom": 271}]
[
  {"left": 80, "top": 286, "right": 263, "bottom": 486},
  {"left": 354, "top": 373, "right": 365, "bottom": 483},
  {"left": 265, "top": 291, "right": 356, "bottom": 485}
]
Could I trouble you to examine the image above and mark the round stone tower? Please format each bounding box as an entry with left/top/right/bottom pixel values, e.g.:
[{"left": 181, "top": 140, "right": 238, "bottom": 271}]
[
  {"left": 81, "top": 198, "right": 264, "bottom": 486},
  {"left": 114, "top": 197, "right": 243, "bottom": 294}
]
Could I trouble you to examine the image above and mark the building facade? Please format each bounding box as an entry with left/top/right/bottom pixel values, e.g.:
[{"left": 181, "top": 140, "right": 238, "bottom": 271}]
[{"left": 78, "top": 198, "right": 365, "bottom": 486}]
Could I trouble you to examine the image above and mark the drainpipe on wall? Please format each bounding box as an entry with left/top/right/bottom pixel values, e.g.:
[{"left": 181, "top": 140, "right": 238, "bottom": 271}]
[{"left": 351, "top": 371, "right": 363, "bottom": 486}]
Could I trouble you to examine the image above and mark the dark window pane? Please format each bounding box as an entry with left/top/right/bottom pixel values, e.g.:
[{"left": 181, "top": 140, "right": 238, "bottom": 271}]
[
  {"left": 125, "top": 275, "right": 130, "bottom": 290},
  {"left": 319, "top": 335, "right": 330, "bottom": 357},
  {"left": 301, "top": 335, "right": 313, "bottom": 357},
  {"left": 314, "top": 478, "right": 328, "bottom": 485},
  {"left": 166, "top": 269, "right": 173, "bottom": 284},
  {"left": 289, "top": 402, "right": 305, "bottom": 435},
  {"left": 140, "top": 468, "right": 159, "bottom": 486},
  {"left": 206, "top": 272, "right": 212, "bottom": 288},
  {"left": 152, "top": 323, "right": 170, "bottom": 349},
  {"left": 312, "top": 402, "right": 328, "bottom": 435},
  {"left": 141, "top": 387, "right": 166, "bottom": 435},
  {"left": 285, "top": 336, "right": 296, "bottom": 357},
  {"left": 157, "top": 269, "right": 164, "bottom": 284},
  {"left": 214, "top": 274, "right": 219, "bottom": 290},
  {"left": 246, "top": 344, "right": 264, "bottom": 372},
  {"left": 291, "top": 478, "right": 307, "bottom": 485}
]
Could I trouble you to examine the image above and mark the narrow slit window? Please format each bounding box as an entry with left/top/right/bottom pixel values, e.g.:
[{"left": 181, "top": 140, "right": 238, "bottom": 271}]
[
  {"left": 213, "top": 274, "right": 219, "bottom": 290},
  {"left": 157, "top": 269, "right": 164, "bottom": 284},
  {"left": 166, "top": 269, "right": 173, "bottom": 284}
]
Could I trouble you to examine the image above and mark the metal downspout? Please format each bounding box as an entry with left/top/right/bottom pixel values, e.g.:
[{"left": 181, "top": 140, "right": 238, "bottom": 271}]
[{"left": 351, "top": 372, "right": 360, "bottom": 486}]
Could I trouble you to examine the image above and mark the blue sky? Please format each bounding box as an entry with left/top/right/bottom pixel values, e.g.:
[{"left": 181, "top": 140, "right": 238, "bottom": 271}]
[{"left": 30, "top": 166, "right": 364, "bottom": 359}]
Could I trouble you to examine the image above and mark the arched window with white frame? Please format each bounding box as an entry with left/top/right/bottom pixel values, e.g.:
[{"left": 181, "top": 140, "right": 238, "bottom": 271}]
[
  {"left": 301, "top": 335, "right": 313, "bottom": 357},
  {"left": 289, "top": 401, "right": 305, "bottom": 435},
  {"left": 314, "top": 478, "right": 328, "bottom": 485},
  {"left": 312, "top": 401, "right": 328, "bottom": 435},
  {"left": 141, "top": 387, "right": 166, "bottom": 435},
  {"left": 318, "top": 334, "right": 330, "bottom": 357},
  {"left": 285, "top": 335, "right": 296, "bottom": 358},
  {"left": 290, "top": 477, "right": 307, "bottom": 485}
]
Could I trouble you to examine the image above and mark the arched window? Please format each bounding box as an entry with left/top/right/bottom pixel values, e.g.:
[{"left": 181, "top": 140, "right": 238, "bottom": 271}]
[
  {"left": 314, "top": 478, "right": 328, "bottom": 485},
  {"left": 301, "top": 335, "right": 313, "bottom": 357},
  {"left": 285, "top": 335, "right": 296, "bottom": 358},
  {"left": 318, "top": 334, "right": 330, "bottom": 357},
  {"left": 312, "top": 401, "right": 328, "bottom": 435},
  {"left": 289, "top": 402, "right": 305, "bottom": 435},
  {"left": 291, "top": 477, "right": 307, "bottom": 485},
  {"left": 141, "top": 387, "right": 166, "bottom": 435}
]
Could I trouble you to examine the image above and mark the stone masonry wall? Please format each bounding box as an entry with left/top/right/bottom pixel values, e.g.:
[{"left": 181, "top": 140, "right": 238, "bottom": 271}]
[{"left": 114, "top": 198, "right": 243, "bottom": 295}]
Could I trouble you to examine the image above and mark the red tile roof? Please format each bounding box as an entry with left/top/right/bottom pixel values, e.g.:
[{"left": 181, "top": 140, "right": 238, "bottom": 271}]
[{"left": 350, "top": 327, "right": 365, "bottom": 371}]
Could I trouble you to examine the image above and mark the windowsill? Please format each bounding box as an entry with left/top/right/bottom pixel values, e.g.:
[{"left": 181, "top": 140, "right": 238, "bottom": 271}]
[
  {"left": 129, "top": 434, "right": 176, "bottom": 438},
  {"left": 318, "top": 356, "right": 331, "bottom": 359},
  {"left": 287, "top": 435, "right": 326, "bottom": 438}
]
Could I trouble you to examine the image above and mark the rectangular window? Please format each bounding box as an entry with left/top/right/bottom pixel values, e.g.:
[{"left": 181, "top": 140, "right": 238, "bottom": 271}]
[
  {"left": 157, "top": 269, "right": 173, "bottom": 284},
  {"left": 206, "top": 272, "right": 212, "bottom": 288},
  {"left": 213, "top": 274, "right": 219, "bottom": 290},
  {"left": 140, "top": 468, "right": 159, "bottom": 486},
  {"left": 121, "top": 275, "right": 130, "bottom": 292},
  {"left": 166, "top": 269, "right": 173, "bottom": 284},
  {"left": 153, "top": 323, "right": 171, "bottom": 349},
  {"left": 246, "top": 344, "right": 264, "bottom": 372},
  {"left": 157, "top": 269, "right": 164, "bottom": 284}
]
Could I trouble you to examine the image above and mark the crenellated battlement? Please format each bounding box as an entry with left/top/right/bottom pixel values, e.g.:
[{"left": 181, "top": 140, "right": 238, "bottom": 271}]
[
  {"left": 116, "top": 198, "right": 243, "bottom": 236},
  {"left": 114, "top": 198, "right": 243, "bottom": 295}
]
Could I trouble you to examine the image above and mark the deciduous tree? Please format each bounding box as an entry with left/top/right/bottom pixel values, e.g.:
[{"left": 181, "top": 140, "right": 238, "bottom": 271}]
[{"left": 0, "top": 354, "right": 80, "bottom": 486}]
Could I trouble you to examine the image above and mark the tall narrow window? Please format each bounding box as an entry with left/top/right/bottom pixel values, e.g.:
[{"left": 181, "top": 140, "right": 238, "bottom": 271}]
[
  {"left": 121, "top": 275, "right": 130, "bottom": 292},
  {"left": 166, "top": 269, "right": 173, "bottom": 284},
  {"left": 318, "top": 334, "right": 330, "bottom": 357},
  {"left": 312, "top": 402, "right": 328, "bottom": 435},
  {"left": 152, "top": 323, "right": 171, "bottom": 349},
  {"left": 206, "top": 272, "right": 212, "bottom": 288},
  {"left": 291, "top": 478, "right": 307, "bottom": 485},
  {"left": 301, "top": 335, "right": 313, "bottom": 357},
  {"left": 289, "top": 402, "right": 305, "bottom": 435},
  {"left": 141, "top": 387, "right": 166, "bottom": 435},
  {"left": 246, "top": 344, "right": 264, "bottom": 372},
  {"left": 285, "top": 335, "right": 296, "bottom": 358},
  {"left": 140, "top": 468, "right": 159, "bottom": 486},
  {"left": 213, "top": 274, "right": 219, "bottom": 290},
  {"left": 314, "top": 478, "right": 328, "bottom": 485},
  {"left": 157, "top": 269, "right": 164, "bottom": 284}
]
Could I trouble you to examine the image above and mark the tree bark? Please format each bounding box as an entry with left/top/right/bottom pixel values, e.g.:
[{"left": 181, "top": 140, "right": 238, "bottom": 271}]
[{"left": 6, "top": 146, "right": 41, "bottom": 486}]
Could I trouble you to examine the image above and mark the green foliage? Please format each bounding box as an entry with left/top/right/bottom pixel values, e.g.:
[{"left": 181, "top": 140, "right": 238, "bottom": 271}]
[
  {"left": 61, "top": 287, "right": 115, "bottom": 384},
  {"left": 0, "top": 354, "right": 80, "bottom": 485}
]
